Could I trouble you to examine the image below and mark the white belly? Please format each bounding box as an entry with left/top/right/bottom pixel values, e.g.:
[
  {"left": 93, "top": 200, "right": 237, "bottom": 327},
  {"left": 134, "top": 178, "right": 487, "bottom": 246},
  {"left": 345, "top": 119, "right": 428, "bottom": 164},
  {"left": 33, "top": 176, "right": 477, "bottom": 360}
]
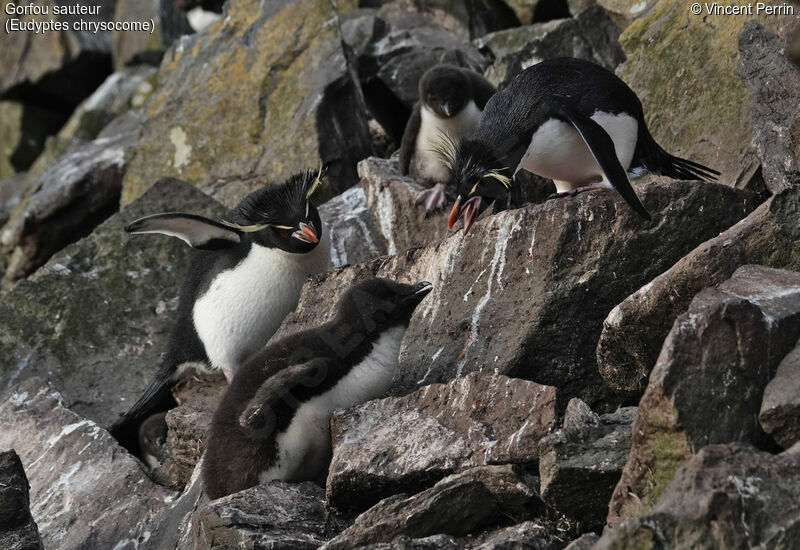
[
  {"left": 517, "top": 111, "right": 638, "bottom": 193},
  {"left": 192, "top": 235, "right": 331, "bottom": 377},
  {"left": 258, "top": 326, "right": 406, "bottom": 483},
  {"left": 415, "top": 101, "right": 483, "bottom": 182}
]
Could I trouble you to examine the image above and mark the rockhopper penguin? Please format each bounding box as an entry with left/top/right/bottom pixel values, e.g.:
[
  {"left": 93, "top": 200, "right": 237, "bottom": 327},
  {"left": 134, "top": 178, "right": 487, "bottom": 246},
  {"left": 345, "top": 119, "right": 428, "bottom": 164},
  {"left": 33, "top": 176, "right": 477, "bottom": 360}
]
[
  {"left": 110, "top": 170, "right": 331, "bottom": 454},
  {"left": 399, "top": 64, "right": 497, "bottom": 216},
  {"left": 445, "top": 57, "right": 720, "bottom": 234},
  {"left": 202, "top": 277, "right": 432, "bottom": 499}
]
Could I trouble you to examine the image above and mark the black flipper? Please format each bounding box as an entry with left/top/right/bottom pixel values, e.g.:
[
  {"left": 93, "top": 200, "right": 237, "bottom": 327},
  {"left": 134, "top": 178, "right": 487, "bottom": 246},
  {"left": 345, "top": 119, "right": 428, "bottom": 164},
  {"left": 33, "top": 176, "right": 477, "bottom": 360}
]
[
  {"left": 555, "top": 102, "right": 652, "bottom": 221},
  {"left": 399, "top": 103, "right": 422, "bottom": 176},
  {"left": 126, "top": 212, "right": 242, "bottom": 250}
]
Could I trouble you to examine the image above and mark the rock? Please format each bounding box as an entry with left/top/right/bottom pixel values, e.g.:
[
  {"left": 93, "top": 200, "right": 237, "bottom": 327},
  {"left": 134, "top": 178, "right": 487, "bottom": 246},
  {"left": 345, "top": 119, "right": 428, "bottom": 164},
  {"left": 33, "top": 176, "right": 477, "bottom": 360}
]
[
  {"left": 0, "top": 173, "right": 27, "bottom": 229},
  {"left": 279, "top": 180, "right": 757, "bottom": 409},
  {"left": 0, "top": 378, "right": 172, "bottom": 549},
  {"left": 467, "top": 522, "right": 566, "bottom": 549},
  {"left": 327, "top": 373, "right": 557, "bottom": 512},
  {"left": 593, "top": 0, "right": 655, "bottom": 28},
  {"left": 597, "top": 443, "right": 800, "bottom": 549},
  {"left": 0, "top": 179, "right": 227, "bottom": 427},
  {"left": 321, "top": 184, "right": 387, "bottom": 267},
  {"left": 564, "top": 533, "right": 599, "bottom": 550},
  {"left": 608, "top": 265, "right": 800, "bottom": 525},
  {"left": 198, "top": 481, "right": 343, "bottom": 549},
  {"left": 738, "top": 21, "right": 800, "bottom": 194},
  {"left": 538, "top": 406, "right": 635, "bottom": 530},
  {"left": 760, "top": 339, "right": 800, "bottom": 449},
  {"left": 148, "top": 460, "right": 209, "bottom": 550},
  {"left": 121, "top": 0, "right": 372, "bottom": 207},
  {"left": 0, "top": 110, "right": 143, "bottom": 287},
  {"left": 563, "top": 398, "right": 599, "bottom": 431},
  {"left": 0, "top": 450, "right": 43, "bottom": 550},
  {"left": 597, "top": 187, "right": 800, "bottom": 396},
  {"left": 112, "top": 0, "right": 194, "bottom": 70},
  {"left": 0, "top": 101, "right": 66, "bottom": 178},
  {"left": 476, "top": 6, "right": 625, "bottom": 88},
  {"left": 615, "top": 1, "right": 792, "bottom": 189},
  {"left": 323, "top": 465, "right": 543, "bottom": 550}
]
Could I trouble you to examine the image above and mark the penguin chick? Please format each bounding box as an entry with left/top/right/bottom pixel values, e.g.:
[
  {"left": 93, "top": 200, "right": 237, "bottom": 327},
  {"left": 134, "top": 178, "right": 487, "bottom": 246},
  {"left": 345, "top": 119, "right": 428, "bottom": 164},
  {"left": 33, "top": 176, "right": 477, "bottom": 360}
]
[
  {"left": 110, "top": 170, "right": 331, "bottom": 455},
  {"left": 445, "top": 57, "right": 720, "bottom": 234},
  {"left": 399, "top": 65, "right": 496, "bottom": 217},
  {"left": 202, "top": 277, "right": 432, "bottom": 499},
  {"left": 139, "top": 412, "right": 169, "bottom": 469}
]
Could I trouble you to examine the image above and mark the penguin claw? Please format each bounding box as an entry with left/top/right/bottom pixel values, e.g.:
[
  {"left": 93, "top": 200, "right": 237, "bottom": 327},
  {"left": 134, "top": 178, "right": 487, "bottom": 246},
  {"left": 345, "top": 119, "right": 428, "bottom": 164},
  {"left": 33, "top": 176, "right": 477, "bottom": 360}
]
[{"left": 415, "top": 183, "right": 447, "bottom": 217}]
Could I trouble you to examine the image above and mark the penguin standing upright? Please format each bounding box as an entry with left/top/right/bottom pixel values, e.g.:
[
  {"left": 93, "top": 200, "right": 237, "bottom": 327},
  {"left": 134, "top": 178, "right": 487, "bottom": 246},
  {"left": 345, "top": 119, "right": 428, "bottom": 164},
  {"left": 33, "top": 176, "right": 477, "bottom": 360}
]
[
  {"left": 445, "top": 57, "right": 720, "bottom": 234},
  {"left": 110, "top": 170, "right": 331, "bottom": 453},
  {"left": 202, "top": 277, "right": 432, "bottom": 499},
  {"left": 399, "top": 64, "right": 497, "bottom": 216}
]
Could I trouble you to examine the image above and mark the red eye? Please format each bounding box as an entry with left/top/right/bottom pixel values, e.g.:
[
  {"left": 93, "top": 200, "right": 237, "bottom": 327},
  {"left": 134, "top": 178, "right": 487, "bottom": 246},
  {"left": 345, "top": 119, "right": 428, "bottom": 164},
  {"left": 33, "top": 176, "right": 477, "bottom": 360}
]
[{"left": 280, "top": 230, "right": 290, "bottom": 238}]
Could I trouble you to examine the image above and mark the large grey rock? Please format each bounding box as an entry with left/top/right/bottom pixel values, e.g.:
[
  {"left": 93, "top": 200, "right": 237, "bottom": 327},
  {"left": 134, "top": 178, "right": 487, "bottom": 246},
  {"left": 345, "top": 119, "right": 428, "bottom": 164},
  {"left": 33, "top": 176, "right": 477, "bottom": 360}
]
[
  {"left": 538, "top": 406, "right": 635, "bottom": 530},
  {"left": 0, "top": 378, "right": 172, "bottom": 550},
  {"left": 0, "top": 179, "right": 227, "bottom": 427},
  {"left": 0, "top": 101, "right": 66, "bottom": 179},
  {"left": 760, "top": 338, "right": 800, "bottom": 449},
  {"left": 608, "top": 266, "right": 800, "bottom": 525},
  {"left": 323, "top": 465, "right": 543, "bottom": 550},
  {"left": 278, "top": 180, "right": 758, "bottom": 409},
  {"left": 597, "top": 187, "right": 800, "bottom": 396},
  {"left": 327, "top": 373, "right": 557, "bottom": 511},
  {"left": 738, "top": 21, "right": 800, "bottom": 194},
  {"left": 597, "top": 443, "right": 800, "bottom": 550},
  {"left": 112, "top": 0, "right": 194, "bottom": 70},
  {"left": 0, "top": 450, "right": 43, "bottom": 550},
  {"left": 321, "top": 184, "right": 387, "bottom": 267},
  {"left": 0, "top": 173, "right": 27, "bottom": 229},
  {"left": 564, "top": 533, "right": 599, "bottom": 550}
]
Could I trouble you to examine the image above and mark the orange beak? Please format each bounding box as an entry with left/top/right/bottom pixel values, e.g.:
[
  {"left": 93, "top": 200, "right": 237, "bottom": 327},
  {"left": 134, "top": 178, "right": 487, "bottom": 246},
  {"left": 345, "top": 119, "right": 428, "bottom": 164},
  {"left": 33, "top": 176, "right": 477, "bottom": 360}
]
[
  {"left": 448, "top": 196, "right": 482, "bottom": 235},
  {"left": 292, "top": 221, "right": 319, "bottom": 244}
]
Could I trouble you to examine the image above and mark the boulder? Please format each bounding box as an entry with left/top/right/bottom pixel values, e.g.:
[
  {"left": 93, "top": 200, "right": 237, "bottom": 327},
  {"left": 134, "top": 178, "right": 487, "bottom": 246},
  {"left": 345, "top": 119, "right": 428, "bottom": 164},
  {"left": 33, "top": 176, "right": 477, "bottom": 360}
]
[
  {"left": 327, "top": 373, "right": 557, "bottom": 511},
  {"left": 597, "top": 187, "right": 800, "bottom": 396},
  {"left": 323, "top": 465, "right": 543, "bottom": 550},
  {"left": 0, "top": 101, "right": 66, "bottom": 179},
  {"left": 760, "top": 338, "right": 800, "bottom": 449},
  {"left": 0, "top": 179, "right": 227, "bottom": 427},
  {"left": 738, "top": 21, "right": 800, "bottom": 194},
  {"left": 0, "top": 378, "right": 172, "bottom": 550},
  {"left": 562, "top": 397, "right": 599, "bottom": 431},
  {"left": 597, "top": 443, "right": 800, "bottom": 549},
  {"left": 0, "top": 450, "right": 43, "bottom": 550},
  {"left": 608, "top": 265, "right": 800, "bottom": 525},
  {"left": 615, "top": 1, "right": 792, "bottom": 188},
  {"left": 278, "top": 180, "right": 757, "bottom": 409},
  {"left": 112, "top": 0, "right": 194, "bottom": 70},
  {"left": 1, "top": 110, "right": 144, "bottom": 287},
  {"left": 593, "top": 0, "right": 656, "bottom": 28},
  {"left": 0, "top": 173, "right": 27, "bottom": 229},
  {"left": 538, "top": 406, "right": 635, "bottom": 530},
  {"left": 121, "top": 0, "right": 372, "bottom": 208},
  {"left": 321, "top": 184, "right": 388, "bottom": 267},
  {"left": 564, "top": 533, "right": 599, "bottom": 550},
  {"left": 475, "top": 6, "right": 625, "bottom": 88}
]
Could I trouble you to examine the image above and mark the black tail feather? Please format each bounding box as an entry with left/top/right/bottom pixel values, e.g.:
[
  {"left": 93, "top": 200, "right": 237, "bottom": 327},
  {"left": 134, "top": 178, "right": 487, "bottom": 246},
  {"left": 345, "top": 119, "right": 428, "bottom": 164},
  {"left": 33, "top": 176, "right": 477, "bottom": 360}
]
[{"left": 634, "top": 120, "right": 720, "bottom": 183}]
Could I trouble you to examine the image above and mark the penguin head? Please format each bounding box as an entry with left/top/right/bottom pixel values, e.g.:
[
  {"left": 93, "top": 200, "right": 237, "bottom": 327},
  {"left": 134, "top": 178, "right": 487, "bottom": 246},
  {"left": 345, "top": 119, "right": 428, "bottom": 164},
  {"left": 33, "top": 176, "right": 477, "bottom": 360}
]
[
  {"left": 336, "top": 278, "right": 433, "bottom": 335},
  {"left": 419, "top": 65, "right": 472, "bottom": 118}
]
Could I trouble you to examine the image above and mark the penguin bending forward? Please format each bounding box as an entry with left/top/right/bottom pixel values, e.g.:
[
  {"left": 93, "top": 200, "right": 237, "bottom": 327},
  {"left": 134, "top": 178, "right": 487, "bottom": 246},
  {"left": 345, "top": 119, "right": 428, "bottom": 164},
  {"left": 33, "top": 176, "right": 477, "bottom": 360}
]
[
  {"left": 202, "top": 277, "right": 432, "bottom": 499},
  {"left": 110, "top": 170, "right": 331, "bottom": 454},
  {"left": 399, "top": 64, "right": 496, "bottom": 216},
  {"left": 445, "top": 58, "right": 720, "bottom": 234}
]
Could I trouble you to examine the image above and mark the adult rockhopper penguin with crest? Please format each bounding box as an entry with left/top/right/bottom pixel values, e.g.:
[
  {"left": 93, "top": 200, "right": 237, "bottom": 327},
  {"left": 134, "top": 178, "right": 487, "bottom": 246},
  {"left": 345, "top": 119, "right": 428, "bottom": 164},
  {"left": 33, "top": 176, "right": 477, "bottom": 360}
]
[
  {"left": 110, "top": 170, "right": 331, "bottom": 455},
  {"left": 445, "top": 57, "right": 720, "bottom": 234}
]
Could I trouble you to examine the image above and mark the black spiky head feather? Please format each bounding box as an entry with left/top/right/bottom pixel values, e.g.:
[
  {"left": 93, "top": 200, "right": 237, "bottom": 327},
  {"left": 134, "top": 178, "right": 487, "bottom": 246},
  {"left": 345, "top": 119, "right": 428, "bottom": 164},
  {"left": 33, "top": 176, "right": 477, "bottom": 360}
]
[{"left": 434, "top": 135, "right": 512, "bottom": 208}]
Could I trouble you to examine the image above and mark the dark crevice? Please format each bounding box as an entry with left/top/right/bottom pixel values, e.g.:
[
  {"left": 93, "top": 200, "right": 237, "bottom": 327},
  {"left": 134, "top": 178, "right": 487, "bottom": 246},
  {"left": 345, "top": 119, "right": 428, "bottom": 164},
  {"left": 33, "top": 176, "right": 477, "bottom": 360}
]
[
  {"left": 360, "top": 78, "right": 412, "bottom": 148},
  {"left": 531, "top": 0, "right": 571, "bottom": 23}
]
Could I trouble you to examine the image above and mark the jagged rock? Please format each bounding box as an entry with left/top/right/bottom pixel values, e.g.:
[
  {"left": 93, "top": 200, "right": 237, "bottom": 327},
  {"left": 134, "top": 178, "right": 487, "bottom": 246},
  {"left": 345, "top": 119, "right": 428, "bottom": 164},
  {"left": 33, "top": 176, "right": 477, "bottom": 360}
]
[
  {"left": 597, "top": 443, "right": 800, "bottom": 549},
  {"left": 738, "top": 21, "right": 800, "bottom": 194},
  {"left": 321, "top": 184, "right": 387, "bottom": 267},
  {"left": 323, "top": 465, "right": 544, "bottom": 550},
  {"left": 608, "top": 265, "right": 800, "bottom": 525},
  {"left": 121, "top": 0, "right": 372, "bottom": 207},
  {"left": 615, "top": 1, "right": 792, "bottom": 188},
  {"left": 475, "top": 6, "right": 625, "bottom": 88},
  {"left": 0, "top": 110, "right": 143, "bottom": 287},
  {"left": 0, "top": 173, "right": 27, "bottom": 228},
  {"left": 278, "top": 180, "right": 757, "bottom": 409},
  {"left": 0, "top": 378, "right": 172, "bottom": 549},
  {"left": 0, "top": 450, "right": 43, "bottom": 550},
  {"left": 563, "top": 398, "right": 599, "bottom": 431},
  {"left": 149, "top": 460, "right": 209, "bottom": 550},
  {"left": 597, "top": 187, "right": 800, "bottom": 396},
  {"left": 538, "top": 406, "right": 635, "bottom": 530},
  {"left": 760, "top": 339, "right": 800, "bottom": 449},
  {"left": 327, "top": 373, "right": 557, "bottom": 512},
  {"left": 564, "top": 533, "right": 599, "bottom": 550},
  {"left": 594, "top": 0, "right": 656, "bottom": 27},
  {"left": 112, "top": 0, "right": 194, "bottom": 69},
  {"left": 0, "top": 101, "right": 66, "bottom": 178},
  {"left": 0, "top": 179, "right": 226, "bottom": 427},
  {"left": 197, "top": 481, "right": 343, "bottom": 549}
]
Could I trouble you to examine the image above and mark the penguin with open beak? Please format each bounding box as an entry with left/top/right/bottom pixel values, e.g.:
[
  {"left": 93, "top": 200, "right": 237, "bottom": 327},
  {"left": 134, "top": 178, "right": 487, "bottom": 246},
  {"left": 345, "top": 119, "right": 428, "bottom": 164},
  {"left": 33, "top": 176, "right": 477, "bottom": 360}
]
[
  {"left": 202, "top": 277, "right": 432, "bottom": 499},
  {"left": 110, "top": 170, "right": 331, "bottom": 455},
  {"left": 445, "top": 57, "right": 720, "bottom": 234}
]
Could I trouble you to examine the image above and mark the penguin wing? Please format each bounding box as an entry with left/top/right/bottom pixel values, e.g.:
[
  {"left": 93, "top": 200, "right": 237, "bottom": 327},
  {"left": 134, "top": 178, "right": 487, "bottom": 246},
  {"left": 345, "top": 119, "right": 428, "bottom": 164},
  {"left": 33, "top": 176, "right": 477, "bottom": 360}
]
[
  {"left": 239, "top": 358, "right": 331, "bottom": 434},
  {"left": 399, "top": 103, "right": 422, "bottom": 176},
  {"left": 554, "top": 102, "right": 652, "bottom": 221},
  {"left": 125, "top": 212, "right": 243, "bottom": 250},
  {"left": 466, "top": 72, "right": 497, "bottom": 110}
]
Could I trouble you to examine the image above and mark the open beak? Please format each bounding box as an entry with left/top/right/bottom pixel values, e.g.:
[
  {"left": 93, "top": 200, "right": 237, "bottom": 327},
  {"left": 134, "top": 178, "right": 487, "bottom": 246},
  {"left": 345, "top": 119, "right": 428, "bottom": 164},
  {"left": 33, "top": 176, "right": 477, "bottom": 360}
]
[
  {"left": 402, "top": 281, "right": 433, "bottom": 306},
  {"left": 292, "top": 221, "right": 319, "bottom": 244},
  {"left": 448, "top": 195, "right": 482, "bottom": 235}
]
